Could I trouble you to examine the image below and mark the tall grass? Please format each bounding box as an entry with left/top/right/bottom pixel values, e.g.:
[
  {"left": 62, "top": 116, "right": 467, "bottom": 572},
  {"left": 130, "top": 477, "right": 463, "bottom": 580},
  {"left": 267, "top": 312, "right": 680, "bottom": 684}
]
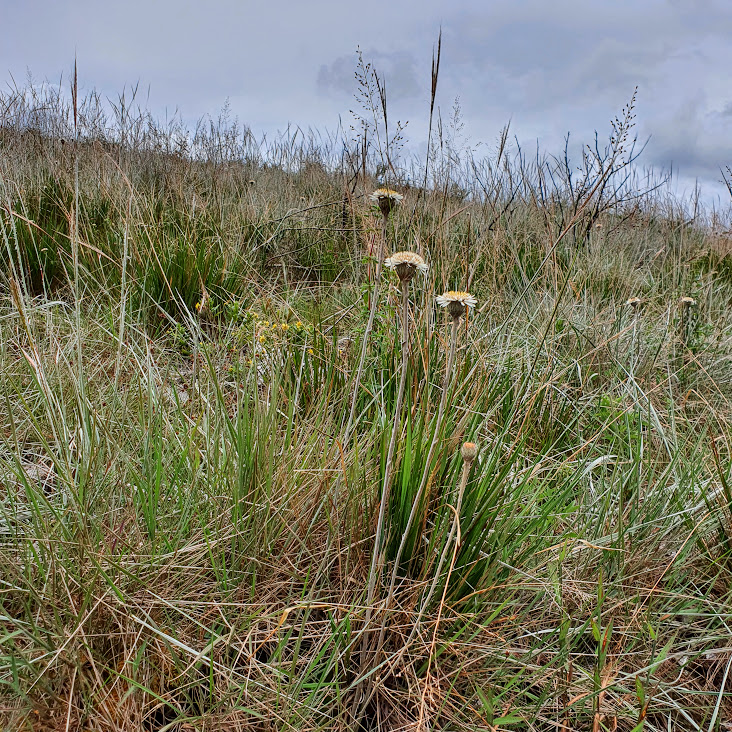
[{"left": 1, "top": 75, "right": 732, "bottom": 731}]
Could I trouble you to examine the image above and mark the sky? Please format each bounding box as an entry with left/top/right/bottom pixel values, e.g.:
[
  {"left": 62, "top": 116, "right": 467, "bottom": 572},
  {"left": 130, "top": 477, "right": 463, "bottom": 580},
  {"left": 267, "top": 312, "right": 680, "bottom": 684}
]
[{"left": 3, "top": 0, "right": 732, "bottom": 209}]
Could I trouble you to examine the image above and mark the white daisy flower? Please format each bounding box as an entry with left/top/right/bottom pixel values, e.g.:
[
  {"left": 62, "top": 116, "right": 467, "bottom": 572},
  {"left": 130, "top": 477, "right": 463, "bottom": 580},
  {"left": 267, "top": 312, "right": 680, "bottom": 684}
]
[
  {"left": 369, "top": 188, "right": 403, "bottom": 217},
  {"left": 436, "top": 290, "right": 477, "bottom": 319},
  {"left": 384, "top": 251, "right": 428, "bottom": 281}
]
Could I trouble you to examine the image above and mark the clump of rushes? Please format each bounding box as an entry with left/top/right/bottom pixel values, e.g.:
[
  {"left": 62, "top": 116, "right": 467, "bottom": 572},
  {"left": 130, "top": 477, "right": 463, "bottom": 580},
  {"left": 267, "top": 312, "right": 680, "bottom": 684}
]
[
  {"left": 362, "top": 251, "right": 428, "bottom": 659},
  {"left": 429, "top": 441, "right": 478, "bottom": 604},
  {"left": 398, "top": 290, "right": 477, "bottom": 560},
  {"left": 372, "top": 289, "right": 478, "bottom": 666},
  {"left": 410, "top": 291, "right": 477, "bottom": 536},
  {"left": 343, "top": 188, "right": 404, "bottom": 445}
]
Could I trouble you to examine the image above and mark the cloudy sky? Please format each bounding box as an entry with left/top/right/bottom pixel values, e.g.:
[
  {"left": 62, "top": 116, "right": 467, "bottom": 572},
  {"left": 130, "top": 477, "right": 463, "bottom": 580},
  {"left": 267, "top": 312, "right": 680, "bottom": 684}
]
[{"left": 3, "top": 0, "right": 732, "bottom": 207}]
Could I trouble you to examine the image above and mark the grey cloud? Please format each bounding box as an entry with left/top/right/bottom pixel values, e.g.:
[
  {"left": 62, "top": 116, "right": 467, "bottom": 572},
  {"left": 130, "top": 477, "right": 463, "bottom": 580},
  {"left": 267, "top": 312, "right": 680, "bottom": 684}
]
[
  {"left": 645, "top": 96, "right": 732, "bottom": 179},
  {"left": 317, "top": 57, "right": 354, "bottom": 97},
  {"left": 441, "top": 13, "right": 674, "bottom": 115},
  {"left": 317, "top": 50, "right": 421, "bottom": 102},
  {"left": 416, "top": 1, "right": 732, "bottom": 203}
]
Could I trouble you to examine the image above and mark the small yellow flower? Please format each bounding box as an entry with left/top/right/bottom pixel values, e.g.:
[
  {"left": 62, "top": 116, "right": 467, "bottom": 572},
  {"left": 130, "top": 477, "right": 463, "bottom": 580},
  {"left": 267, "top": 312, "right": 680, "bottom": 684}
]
[
  {"left": 281, "top": 323, "right": 289, "bottom": 331},
  {"left": 308, "top": 348, "right": 314, "bottom": 355},
  {"left": 296, "top": 321, "right": 303, "bottom": 329},
  {"left": 259, "top": 335, "right": 266, "bottom": 344},
  {"left": 195, "top": 301, "right": 203, "bottom": 312}
]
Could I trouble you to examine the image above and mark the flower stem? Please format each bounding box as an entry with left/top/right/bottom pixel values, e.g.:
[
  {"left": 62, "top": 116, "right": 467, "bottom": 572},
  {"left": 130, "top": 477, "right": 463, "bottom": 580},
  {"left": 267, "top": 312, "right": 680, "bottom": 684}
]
[
  {"left": 343, "top": 211, "right": 389, "bottom": 447},
  {"left": 360, "top": 276, "right": 410, "bottom": 667}
]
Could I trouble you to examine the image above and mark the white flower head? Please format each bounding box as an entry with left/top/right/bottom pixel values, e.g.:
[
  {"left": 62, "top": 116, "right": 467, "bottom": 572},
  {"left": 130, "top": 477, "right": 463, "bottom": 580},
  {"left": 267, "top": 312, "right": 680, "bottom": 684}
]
[
  {"left": 369, "top": 187, "right": 403, "bottom": 217},
  {"left": 436, "top": 290, "right": 477, "bottom": 308},
  {"left": 385, "top": 251, "right": 428, "bottom": 282},
  {"left": 436, "top": 290, "right": 478, "bottom": 320}
]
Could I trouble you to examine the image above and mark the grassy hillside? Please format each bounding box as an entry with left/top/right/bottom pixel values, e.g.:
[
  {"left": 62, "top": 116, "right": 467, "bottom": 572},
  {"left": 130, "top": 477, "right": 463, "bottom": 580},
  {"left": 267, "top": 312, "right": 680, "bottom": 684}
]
[{"left": 2, "top": 80, "right": 732, "bottom": 730}]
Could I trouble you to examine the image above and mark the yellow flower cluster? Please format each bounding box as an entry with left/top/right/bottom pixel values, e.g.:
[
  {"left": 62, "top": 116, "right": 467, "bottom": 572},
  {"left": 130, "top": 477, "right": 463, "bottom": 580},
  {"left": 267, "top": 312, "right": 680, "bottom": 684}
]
[
  {"left": 248, "top": 315, "right": 316, "bottom": 351},
  {"left": 257, "top": 321, "right": 293, "bottom": 340}
]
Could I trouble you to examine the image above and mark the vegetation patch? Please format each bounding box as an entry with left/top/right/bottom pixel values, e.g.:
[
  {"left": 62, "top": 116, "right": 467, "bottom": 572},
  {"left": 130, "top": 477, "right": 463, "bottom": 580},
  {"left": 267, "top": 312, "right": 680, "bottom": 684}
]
[{"left": 1, "top": 70, "right": 732, "bottom": 731}]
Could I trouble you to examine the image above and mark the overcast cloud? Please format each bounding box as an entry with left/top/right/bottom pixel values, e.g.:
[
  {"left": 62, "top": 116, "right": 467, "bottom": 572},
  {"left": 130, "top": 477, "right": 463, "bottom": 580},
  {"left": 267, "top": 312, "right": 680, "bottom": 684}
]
[{"left": 3, "top": 0, "right": 731, "bottom": 205}]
